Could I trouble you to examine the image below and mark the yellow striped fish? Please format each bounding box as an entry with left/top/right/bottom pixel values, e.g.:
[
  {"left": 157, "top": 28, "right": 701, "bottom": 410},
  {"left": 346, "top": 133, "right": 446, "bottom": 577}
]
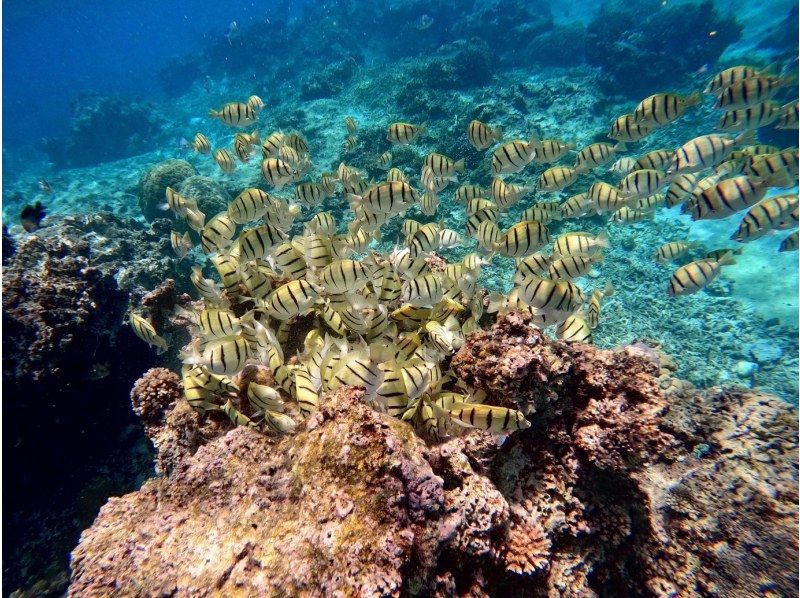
[
  {"left": 514, "top": 253, "right": 552, "bottom": 281},
  {"left": 209, "top": 102, "right": 257, "bottom": 127},
  {"left": 345, "top": 116, "right": 357, "bottom": 134},
  {"left": 552, "top": 231, "right": 609, "bottom": 258},
  {"left": 495, "top": 220, "right": 550, "bottom": 258},
  {"left": 574, "top": 141, "right": 625, "bottom": 171},
  {"left": 776, "top": 101, "right": 799, "bottom": 129},
  {"left": 238, "top": 224, "right": 285, "bottom": 261},
  {"left": 130, "top": 313, "right": 168, "bottom": 353},
  {"left": 214, "top": 148, "right": 237, "bottom": 173},
  {"left": 491, "top": 137, "right": 537, "bottom": 175},
  {"left": 560, "top": 192, "right": 595, "bottom": 219},
  {"left": 424, "top": 152, "right": 465, "bottom": 178},
  {"left": 306, "top": 211, "right": 337, "bottom": 236},
  {"left": 608, "top": 113, "right": 652, "bottom": 142},
  {"left": 387, "top": 122, "right": 426, "bottom": 144},
  {"left": 348, "top": 181, "right": 418, "bottom": 215},
  {"left": 408, "top": 223, "right": 441, "bottom": 258},
  {"left": 343, "top": 135, "right": 358, "bottom": 152},
  {"left": 476, "top": 220, "right": 501, "bottom": 252},
  {"left": 264, "top": 279, "right": 320, "bottom": 320},
  {"left": 611, "top": 206, "right": 652, "bottom": 223},
  {"left": 201, "top": 213, "right": 237, "bottom": 254},
  {"left": 234, "top": 132, "right": 254, "bottom": 163},
  {"left": 585, "top": 282, "right": 613, "bottom": 329},
  {"left": 732, "top": 194, "right": 799, "bottom": 241},
  {"left": 247, "top": 382, "right": 284, "bottom": 414},
  {"left": 246, "top": 95, "right": 265, "bottom": 112},
  {"left": 228, "top": 188, "right": 270, "bottom": 224},
  {"left": 665, "top": 173, "right": 700, "bottom": 207},
  {"left": 447, "top": 402, "right": 530, "bottom": 434},
  {"left": 386, "top": 167, "right": 407, "bottom": 183},
  {"left": 556, "top": 314, "right": 592, "bottom": 343},
  {"left": 717, "top": 101, "right": 780, "bottom": 132},
  {"left": 261, "top": 131, "right": 285, "bottom": 158},
  {"left": 192, "top": 133, "right": 211, "bottom": 154},
  {"left": 377, "top": 151, "right": 393, "bottom": 169},
  {"left": 455, "top": 184, "right": 486, "bottom": 203},
  {"left": 705, "top": 65, "right": 771, "bottom": 95},
  {"left": 521, "top": 203, "right": 562, "bottom": 224},
  {"left": 190, "top": 266, "right": 225, "bottom": 303},
  {"left": 197, "top": 308, "right": 241, "bottom": 339},
  {"left": 271, "top": 242, "right": 307, "bottom": 279},
  {"left": 490, "top": 177, "right": 529, "bottom": 207},
  {"left": 588, "top": 181, "right": 627, "bottom": 213},
  {"left": 530, "top": 135, "right": 575, "bottom": 163},
  {"left": 713, "top": 77, "right": 788, "bottom": 110},
  {"left": 548, "top": 254, "right": 602, "bottom": 281},
  {"left": 191, "top": 335, "right": 250, "bottom": 375},
  {"left": 467, "top": 119, "right": 503, "bottom": 150},
  {"left": 519, "top": 275, "right": 585, "bottom": 312},
  {"left": 293, "top": 366, "right": 320, "bottom": 416},
  {"left": 618, "top": 169, "right": 668, "bottom": 199},
  {"left": 163, "top": 186, "right": 197, "bottom": 218},
  {"left": 668, "top": 253, "right": 735, "bottom": 296},
  {"left": 779, "top": 231, "right": 799, "bottom": 252},
  {"left": 319, "top": 259, "right": 371, "bottom": 294},
  {"left": 260, "top": 158, "right": 297, "bottom": 190},
  {"left": 633, "top": 91, "right": 701, "bottom": 127},
  {"left": 538, "top": 166, "right": 580, "bottom": 192},
  {"left": 170, "top": 230, "right": 193, "bottom": 259},
  {"left": 294, "top": 182, "right": 329, "bottom": 206},
  {"left": 654, "top": 241, "right": 697, "bottom": 262},
  {"left": 182, "top": 373, "right": 219, "bottom": 413},
  {"left": 687, "top": 176, "right": 770, "bottom": 220},
  {"left": 633, "top": 149, "right": 674, "bottom": 172},
  {"left": 402, "top": 273, "right": 445, "bottom": 307}
]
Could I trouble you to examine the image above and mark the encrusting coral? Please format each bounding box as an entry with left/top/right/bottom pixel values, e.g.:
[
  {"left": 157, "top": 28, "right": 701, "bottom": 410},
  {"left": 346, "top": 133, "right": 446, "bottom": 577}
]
[{"left": 69, "top": 312, "right": 798, "bottom": 596}]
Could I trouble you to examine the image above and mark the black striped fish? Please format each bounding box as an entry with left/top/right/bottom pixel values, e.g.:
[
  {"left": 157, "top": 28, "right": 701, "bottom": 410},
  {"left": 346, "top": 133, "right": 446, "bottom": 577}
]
[
  {"left": 189, "top": 335, "right": 250, "bottom": 375},
  {"left": 687, "top": 176, "right": 770, "bottom": 220},
  {"left": 402, "top": 273, "right": 445, "bottom": 307},
  {"left": 518, "top": 275, "right": 584, "bottom": 312},
  {"left": 585, "top": 282, "right": 613, "bottom": 329},
  {"left": 530, "top": 135, "right": 575, "bottom": 163},
  {"left": 192, "top": 133, "right": 211, "bottom": 154},
  {"left": 271, "top": 242, "right": 307, "bottom": 279},
  {"left": 665, "top": 173, "right": 700, "bottom": 208},
  {"left": 556, "top": 314, "right": 592, "bottom": 343},
  {"left": 611, "top": 206, "right": 652, "bottom": 223},
  {"left": 654, "top": 241, "right": 697, "bottom": 262},
  {"left": 247, "top": 382, "right": 284, "bottom": 414},
  {"left": 779, "top": 231, "right": 799, "bottom": 252},
  {"left": 548, "top": 254, "right": 602, "bottom": 281},
  {"left": 209, "top": 102, "right": 257, "bottom": 127},
  {"left": 490, "top": 177, "right": 529, "bottom": 208},
  {"left": 348, "top": 181, "right": 418, "bottom": 215},
  {"left": 732, "top": 194, "right": 799, "bottom": 242},
  {"left": 261, "top": 131, "right": 285, "bottom": 158},
  {"left": 561, "top": 192, "right": 595, "bottom": 219},
  {"left": 261, "top": 158, "right": 297, "bottom": 190},
  {"left": 190, "top": 266, "right": 225, "bottom": 303},
  {"left": 538, "top": 166, "right": 580, "bottom": 192},
  {"left": 345, "top": 116, "right": 357, "bottom": 134},
  {"left": 668, "top": 253, "right": 735, "bottom": 296},
  {"left": 264, "top": 279, "right": 319, "bottom": 320},
  {"left": 608, "top": 113, "right": 652, "bottom": 142},
  {"left": 713, "top": 77, "right": 788, "bottom": 110},
  {"left": 491, "top": 137, "right": 537, "bottom": 175},
  {"left": 447, "top": 402, "right": 530, "bottom": 434},
  {"left": 377, "top": 151, "right": 393, "bottom": 169},
  {"left": 495, "top": 220, "right": 550, "bottom": 258},
  {"left": 386, "top": 167, "right": 407, "bottom": 183},
  {"left": 294, "top": 182, "right": 331, "bottom": 206},
  {"left": 201, "top": 213, "right": 237, "bottom": 254},
  {"left": 574, "top": 141, "right": 626, "bottom": 171},
  {"left": 717, "top": 101, "right": 780, "bottom": 132},
  {"left": 455, "top": 184, "right": 486, "bottom": 203},
  {"left": 228, "top": 188, "right": 269, "bottom": 224},
  {"left": 633, "top": 149, "right": 674, "bottom": 172},
  {"left": 588, "top": 181, "right": 627, "bottom": 213},
  {"left": 705, "top": 65, "right": 769, "bottom": 95},
  {"left": 292, "top": 366, "right": 320, "bottom": 416},
  {"left": 552, "top": 231, "right": 609, "bottom": 258},
  {"left": 130, "top": 313, "right": 168, "bottom": 354},
  {"left": 618, "top": 169, "right": 668, "bottom": 199},
  {"left": 170, "top": 230, "right": 193, "bottom": 259},
  {"left": 214, "top": 148, "right": 237, "bottom": 173},
  {"left": 238, "top": 224, "right": 285, "bottom": 261},
  {"left": 319, "top": 259, "right": 371, "bottom": 294},
  {"left": 633, "top": 91, "right": 701, "bottom": 127},
  {"left": 387, "top": 122, "right": 426, "bottom": 144},
  {"left": 776, "top": 101, "right": 799, "bottom": 129},
  {"left": 467, "top": 119, "right": 503, "bottom": 150}
]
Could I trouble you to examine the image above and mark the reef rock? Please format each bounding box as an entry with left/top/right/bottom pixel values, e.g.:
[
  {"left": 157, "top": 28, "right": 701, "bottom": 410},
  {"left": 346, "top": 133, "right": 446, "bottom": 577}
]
[
  {"left": 138, "top": 159, "right": 197, "bottom": 222},
  {"left": 70, "top": 312, "right": 798, "bottom": 596}
]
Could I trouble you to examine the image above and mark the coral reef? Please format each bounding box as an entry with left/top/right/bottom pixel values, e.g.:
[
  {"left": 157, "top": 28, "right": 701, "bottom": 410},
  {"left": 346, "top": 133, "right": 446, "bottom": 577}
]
[
  {"left": 2, "top": 214, "right": 187, "bottom": 595},
  {"left": 586, "top": 0, "right": 742, "bottom": 96},
  {"left": 138, "top": 159, "right": 197, "bottom": 222},
  {"left": 69, "top": 313, "right": 798, "bottom": 596},
  {"left": 176, "top": 174, "right": 231, "bottom": 220},
  {"left": 39, "top": 93, "right": 168, "bottom": 168}
]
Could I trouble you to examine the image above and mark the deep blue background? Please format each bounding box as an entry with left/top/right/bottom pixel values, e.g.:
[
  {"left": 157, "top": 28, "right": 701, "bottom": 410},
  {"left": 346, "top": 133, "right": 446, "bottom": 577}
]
[{"left": 2, "top": 0, "right": 289, "bottom": 148}]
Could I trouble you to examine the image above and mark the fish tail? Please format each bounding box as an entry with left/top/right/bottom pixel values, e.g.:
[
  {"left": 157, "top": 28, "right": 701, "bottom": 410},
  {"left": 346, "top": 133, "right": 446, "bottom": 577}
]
[
  {"left": 454, "top": 159, "right": 465, "bottom": 172},
  {"left": 492, "top": 126, "right": 503, "bottom": 141},
  {"left": 734, "top": 130, "right": 756, "bottom": 146},
  {"left": 418, "top": 122, "right": 428, "bottom": 135},
  {"left": 208, "top": 109, "right": 219, "bottom": 118},
  {"left": 595, "top": 231, "right": 610, "bottom": 248},
  {"left": 603, "top": 282, "right": 615, "bottom": 297},
  {"left": 685, "top": 91, "right": 702, "bottom": 107},
  {"left": 613, "top": 141, "right": 627, "bottom": 152},
  {"left": 717, "top": 251, "right": 737, "bottom": 266}
]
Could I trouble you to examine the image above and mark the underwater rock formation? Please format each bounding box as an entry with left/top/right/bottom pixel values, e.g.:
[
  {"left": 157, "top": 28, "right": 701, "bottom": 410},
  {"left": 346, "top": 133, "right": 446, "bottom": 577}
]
[
  {"left": 69, "top": 313, "right": 798, "bottom": 596},
  {"left": 2, "top": 215, "right": 185, "bottom": 595},
  {"left": 39, "top": 93, "right": 168, "bottom": 168},
  {"left": 138, "top": 159, "right": 197, "bottom": 222},
  {"left": 586, "top": 0, "right": 742, "bottom": 97},
  {"left": 176, "top": 175, "right": 231, "bottom": 221}
]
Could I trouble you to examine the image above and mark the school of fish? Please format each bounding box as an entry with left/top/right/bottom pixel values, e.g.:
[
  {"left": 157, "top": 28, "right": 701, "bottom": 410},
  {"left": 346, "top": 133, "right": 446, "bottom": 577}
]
[{"left": 129, "top": 67, "right": 798, "bottom": 438}]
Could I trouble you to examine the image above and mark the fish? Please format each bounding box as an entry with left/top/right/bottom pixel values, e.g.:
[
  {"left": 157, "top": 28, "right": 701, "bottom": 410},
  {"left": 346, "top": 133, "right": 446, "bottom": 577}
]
[
  {"left": 387, "top": 122, "right": 427, "bottom": 144},
  {"left": 490, "top": 177, "right": 529, "bottom": 207},
  {"left": 585, "top": 282, "right": 613, "bottom": 329},
  {"left": 261, "top": 158, "right": 298, "bottom": 189},
  {"left": 538, "top": 166, "right": 580, "bottom": 192},
  {"left": 552, "top": 231, "right": 609, "bottom": 258},
  {"left": 348, "top": 181, "right": 419, "bottom": 215},
  {"left": 732, "top": 194, "right": 799, "bottom": 242},
  {"left": 263, "top": 279, "right": 320, "bottom": 321},
  {"left": 610, "top": 156, "right": 638, "bottom": 175},
  {"left": 345, "top": 116, "right": 357, "bottom": 134},
  {"left": 228, "top": 188, "right": 270, "bottom": 224},
  {"left": 420, "top": 191, "right": 439, "bottom": 216},
  {"left": 447, "top": 402, "right": 530, "bottom": 433},
  {"left": 386, "top": 167, "right": 407, "bottom": 183},
  {"left": 424, "top": 153, "right": 465, "bottom": 178},
  {"left": 162, "top": 186, "right": 197, "bottom": 218},
  {"left": 686, "top": 176, "right": 771, "bottom": 220},
  {"left": 608, "top": 113, "right": 652, "bottom": 142},
  {"left": 618, "top": 169, "right": 668, "bottom": 199},
  {"left": 344, "top": 135, "right": 358, "bottom": 152},
  {"left": 491, "top": 137, "right": 537, "bottom": 175},
  {"left": 214, "top": 148, "right": 237, "bottom": 173},
  {"left": 548, "top": 253, "right": 602, "bottom": 280},
  {"left": 247, "top": 382, "right": 283, "bottom": 414},
  {"left": 38, "top": 180, "right": 53, "bottom": 193},
  {"left": 318, "top": 259, "right": 372, "bottom": 294},
  {"left": 716, "top": 101, "right": 781, "bottom": 132},
  {"left": 467, "top": 119, "right": 503, "bottom": 150},
  {"left": 476, "top": 220, "right": 502, "bottom": 252},
  {"left": 779, "top": 231, "right": 799, "bottom": 252},
  {"left": 611, "top": 206, "right": 652, "bottom": 223},
  {"left": 238, "top": 224, "right": 286, "bottom": 261},
  {"left": 261, "top": 131, "right": 285, "bottom": 158},
  {"left": 209, "top": 102, "right": 257, "bottom": 127},
  {"left": 704, "top": 248, "right": 743, "bottom": 263},
  {"left": 234, "top": 132, "right": 254, "bottom": 162},
  {"left": 713, "top": 77, "right": 789, "bottom": 110},
  {"left": 556, "top": 314, "right": 592, "bottom": 343},
  {"left": 574, "top": 141, "right": 626, "bottom": 171},
  {"left": 776, "top": 101, "right": 799, "bottom": 129},
  {"left": 20, "top": 201, "right": 47, "bottom": 232},
  {"left": 402, "top": 273, "right": 445, "bottom": 307},
  {"left": 530, "top": 135, "right": 575, "bottom": 163},
  {"left": 654, "top": 241, "right": 697, "bottom": 262},
  {"left": 665, "top": 173, "right": 700, "bottom": 208},
  {"left": 495, "top": 220, "right": 551, "bottom": 258},
  {"left": 170, "top": 230, "right": 193, "bottom": 259},
  {"left": 190, "top": 266, "right": 225, "bottom": 303},
  {"left": 521, "top": 203, "right": 562, "bottom": 224},
  {"left": 668, "top": 252, "right": 735, "bottom": 296},
  {"left": 247, "top": 95, "right": 265, "bottom": 113},
  {"left": 211, "top": 252, "right": 241, "bottom": 293},
  {"left": 306, "top": 211, "right": 337, "bottom": 236},
  {"left": 588, "top": 182, "right": 627, "bottom": 213},
  {"left": 518, "top": 274, "right": 585, "bottom": 312},
  {"left": 293, "top": 367, "right": 320, "bottom": 416},
  {"left": 285, "top": 132, "right": 309, "bottom": 156},
  {"left": 130, "top": 313, "right": 168, "bottom": 354},
  {"left": 633, "top": 149, "right": 674, "bottom": 172},
  {"left": 561, "top": 192, "right": 595, "bottom": 219},
  {"left": 329, "top": 349, "right": 384, "bottom": 399},
  {"left": 408, "top": 223, "right": 442, "bottom": 258},
  {"left": 455, "top": 184, "right": 486, "bottom": 203},
  {"left": 742, "top": 149, "right": 799, "bottom": 187},
  {"left": 704, "top": 65, "right": 774, "bottom": 95},
  {"left": 192, "top": 133, "right": 211, "bottom": 154},
  {"left": 633, "top": 91, "right": 701, "bottom": 127},
  {"left": 377, "top": 151, "right": 393, "bottom": 169},
  {"left": 200, "top": 213, "right": 237, "bottom": 254},
  {"left": 514, "top": 253, "right": 552, "bottom": 281}
]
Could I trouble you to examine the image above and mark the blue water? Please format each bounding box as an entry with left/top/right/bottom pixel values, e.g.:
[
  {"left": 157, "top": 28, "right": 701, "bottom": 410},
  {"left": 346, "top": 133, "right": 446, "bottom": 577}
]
[{"left": 2, "top": 0, "right": 798, "bottom": 594}]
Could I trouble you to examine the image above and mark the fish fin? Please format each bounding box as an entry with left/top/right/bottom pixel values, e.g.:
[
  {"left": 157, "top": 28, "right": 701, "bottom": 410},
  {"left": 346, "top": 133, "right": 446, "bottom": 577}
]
[
  {"left": 613, "top": 141, "right": 627, "bottom": 152},
  {"left": 157, "top": 203, "right": 170, "bottom": 211},
  {"left": 492, "top": 126, "right": 503, "bottom": 141},
  {"left": 595, "top": 230, "right": 610, "bottom": 248},
  {"left": 684, "top": 91, "right": 702, "bottom": 107},
  {"left": 717, "top": 251, "right": 737, "bottom": 266},
  {"left": 208, "top": 109, "right": 219, "bottom": 118},
  {"left": 418, "top": 122, "right": 428, "bottom": 135},
  {"left": 603, "top": 282, "right": 615, "bottom": 297},
  {"left": 734, "top": 130, "right": 756, "bottom": 146},
  {"left": 454, "top": 159, "right": 465, "bottom": 172}
]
